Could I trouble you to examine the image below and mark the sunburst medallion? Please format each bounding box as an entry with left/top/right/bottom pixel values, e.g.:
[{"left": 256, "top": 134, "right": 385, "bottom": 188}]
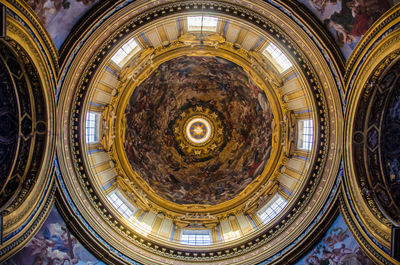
[{"left": 172, "top": 105, "right": 225, "bottom": 161}]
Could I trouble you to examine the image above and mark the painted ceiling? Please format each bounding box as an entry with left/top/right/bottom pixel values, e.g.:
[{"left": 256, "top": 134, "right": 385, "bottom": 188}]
[
  {"left": 25, "top": 0, "right": 399, "bottom": 58},
  {"left": 124, "top": 56, "right": 273, "bottom": 205},
  {"left": 0, "top": 0, "right": 400, "bottom": 264}
]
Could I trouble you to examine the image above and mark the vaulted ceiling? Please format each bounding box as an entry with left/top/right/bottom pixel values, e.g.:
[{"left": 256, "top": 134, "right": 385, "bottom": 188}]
[{"left": 0, "top": 1, "right": 399, "bottom": 264}]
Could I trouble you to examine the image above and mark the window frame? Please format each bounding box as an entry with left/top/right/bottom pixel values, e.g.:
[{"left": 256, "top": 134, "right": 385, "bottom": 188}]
[
  {"left": 257, "top": 194, "right": 288, "bottom": 224},
  {"left": 106, "top": 189, "right": 137, "bottom": 220},
  {"left": 187, "top": 16, "right": 219, "bottom": 32},
  {"left": 262, "top": 42, "right": 292, "bottom": 73},
  {"left": 180, "top": 229, "right": 212, "bottom": 246},
  {"left": 85, "top": 111, "right": 101, "bottom": 144},
  {"left": 111, "top": 38, "right": 140, "bottom": 66},
  {"left": 297, "top": 119, "right": 313, "bottom": 151}
]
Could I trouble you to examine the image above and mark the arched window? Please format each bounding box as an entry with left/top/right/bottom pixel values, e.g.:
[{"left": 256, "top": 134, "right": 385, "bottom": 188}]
[
  {"left": 111, "top": 38, "right": 140, "bottom": 66},
  {"left": 263, "top": 42, "right": 292, "bottom": 73},
  {"left": 107, "top": 189, "right": 137, "bottom": 220},
  {"left": 187, "top": 16, "right": 218, "bottom": 32}
]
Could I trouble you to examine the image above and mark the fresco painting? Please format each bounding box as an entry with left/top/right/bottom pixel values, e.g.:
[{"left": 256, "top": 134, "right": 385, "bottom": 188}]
[
  {"left": 3, "top": 206, "right": 105, "bottom": 265},
  {"left": 295, "top": 214, "right": 374, "bottom": 265},
  {"left": 25, "top": 0, "right": 399, "bottom": 56},
  {"left": 299, "top": 0, "right": 398, "bottom": 59},
  {"left": 26, "top": 0, "right": 98, "bottom": 49},
  {"left": 124, "top": 56, "right": 273, "bottom": 205}
]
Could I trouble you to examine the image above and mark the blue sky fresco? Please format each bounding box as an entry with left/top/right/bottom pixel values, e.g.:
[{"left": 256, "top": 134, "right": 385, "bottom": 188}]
[
  {"left": 3, "top": 205, "right": 106, "bottom": 265},
  {"left": 295, "top": 214, "right": 374, "bottom": 265},
  {"left": 26, "top": 0, "right": 98, "bottom": 49}
]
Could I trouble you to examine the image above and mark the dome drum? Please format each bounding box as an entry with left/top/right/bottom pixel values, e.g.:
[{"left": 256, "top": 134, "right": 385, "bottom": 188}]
[
  {"left": 56, "top": 1, "right": 342, "bottom": 263},
  {"left": 4, "top": 0, "right": 400, "bottom": 264}
]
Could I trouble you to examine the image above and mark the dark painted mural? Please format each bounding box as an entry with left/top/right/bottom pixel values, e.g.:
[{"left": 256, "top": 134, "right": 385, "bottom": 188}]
[
  {"left": 298, "top": 0, "right": 398, "bottom": 59},
  {"left": 382, "top": 68, "right": 400, "bottom": 209},
  {"left": 2, "top": 206, "right": 105, "bottom": 265},
  {"left": 124, "top": 56, "right": 273, "bottom": 205},
  {"left": 352, "top": 58, "right": 400, "bottom": 223},
  {"left": 0, "top": 44, "right": 19, "bottom": 210},
  {"left": 0, "top": 40, "right": 48, "bottom": 213},
  {"left": 295, "top": 214, "right": 374, "bottom": 265}
]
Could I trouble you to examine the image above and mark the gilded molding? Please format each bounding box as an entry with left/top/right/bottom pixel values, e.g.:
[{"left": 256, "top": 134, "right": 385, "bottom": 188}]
[
  {"left": 56, "top": 1, "right": 342, "bottom": 263},
  {"left": 0, "top": 2, "right": 56, "bottom": 261},
  {"left": 1, "top": 0, "right": 58, "bottom": 75},
  {"left": 343, "top": 7, "right": 400, "bottom": 263}
]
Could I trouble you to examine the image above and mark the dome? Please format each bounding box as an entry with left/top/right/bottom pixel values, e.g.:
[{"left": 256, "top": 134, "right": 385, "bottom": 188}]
[
  {"left": 3, "top": 1, "right": 400, "bottom": 264},
  {"left": 123, "top": 55, "right": 274, "bottom": 205},
  {"left": 55, "top": 1, "right": 342, "bottom": 264}
]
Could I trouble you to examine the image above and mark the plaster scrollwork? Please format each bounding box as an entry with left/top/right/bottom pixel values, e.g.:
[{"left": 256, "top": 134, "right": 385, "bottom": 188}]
[
  {"left": 117, "top": 175, "right": 151, "bottom": 210},
  {"left": 119, "top": 49, "right": 155, "bottom": 85},
  {"left": 178, "top": 32, "right": 225, "bottom": 48},
  {"left": 245, "top": 177, "right": 279, "bottom": 213},
  {"left": 280, "top": 110, "right": 295, "bottom": 158},
  {"left": 101, "top": 104, "right": 116, "bottom": 152},
  {"left": 248, "top": 51, "right": 282, "bottom": 89}
]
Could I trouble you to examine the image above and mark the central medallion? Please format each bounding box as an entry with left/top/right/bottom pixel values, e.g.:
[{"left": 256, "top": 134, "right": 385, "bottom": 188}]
[
  {"left": 172, "top": 105, "right": 225, "bottom": 161},
  {"left": 186, "top": 118, "right": 211, "bottom": 144}
]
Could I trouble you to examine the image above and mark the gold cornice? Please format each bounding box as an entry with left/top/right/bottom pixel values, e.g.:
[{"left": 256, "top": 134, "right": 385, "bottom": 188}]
[
  {"left": 344, "top": 37, "right": 400, "bottom": 246},
  {"left": 0, "top": 8, "right": 56, "bottom": 260},
  {"left": 343, "top": 15, "right": 400, "bottom": 262},
  {"left": 59, "top": 0, "right": 152, "bottom": 66},
  {"left": 2, "top": 21, "right": 51, "bottom": 227},
  {"left": 107, "top": 38, "right": 285, "bottom": 222},
  {"left": 56, "top": 0, "right": 343, "bottom": 263},
  {"left": 340, "top": 186, "right": 398, "bottom": 265}
]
